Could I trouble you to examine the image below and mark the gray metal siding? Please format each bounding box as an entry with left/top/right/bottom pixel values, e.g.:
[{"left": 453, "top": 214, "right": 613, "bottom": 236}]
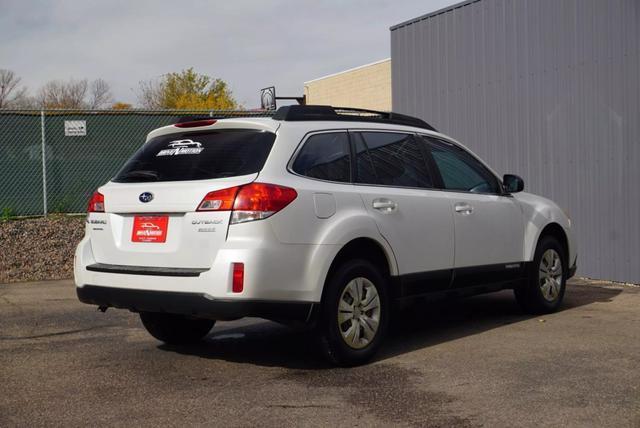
[{"left": 391, "top": 0, "right": 639, "bottom": 283}]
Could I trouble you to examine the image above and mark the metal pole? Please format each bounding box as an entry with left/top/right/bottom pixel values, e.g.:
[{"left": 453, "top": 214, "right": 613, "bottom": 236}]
[{"left": 40, "top": 110, "right": 48, "bottom": 217}]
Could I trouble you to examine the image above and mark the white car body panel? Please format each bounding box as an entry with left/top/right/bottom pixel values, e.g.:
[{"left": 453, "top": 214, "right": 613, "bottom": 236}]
[
  {"left": 145, "top": 118, "right": 280, "bottom": 142},
  {"left": 92, "top": 175, "right": 257, "bottom": 269},
  {"left": 515, "top": 191, "right": 577, "bottom": 266},
  {"left": 357, "top": 185, "right": 454, "bottom": 275},
  {"left": 449, "top": 192, "right": 525, "bottom": 267},
  {"left": 75, "top": 115, "right": 576, "bottom": 313}
]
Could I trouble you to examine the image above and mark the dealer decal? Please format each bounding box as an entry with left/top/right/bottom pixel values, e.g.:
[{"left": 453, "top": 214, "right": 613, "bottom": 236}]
[
  {"left": 156, "top": 139, "right": 204, "bottom": 156},
  {"left": 132, "top": 216, "right": 169, "bottom": 243}
]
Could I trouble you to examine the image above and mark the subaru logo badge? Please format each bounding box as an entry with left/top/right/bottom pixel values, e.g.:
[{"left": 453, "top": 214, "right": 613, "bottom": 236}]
[{"left": 139, "top": 192, "right": 153, "bottom": 203}]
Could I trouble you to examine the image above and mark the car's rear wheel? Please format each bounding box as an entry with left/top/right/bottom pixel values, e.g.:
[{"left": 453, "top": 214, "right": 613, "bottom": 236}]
[
  {"left": 515, "top": 235, "right": 567, "bottom": 314},
  {"left": 318, "top": 259, "right": 389, "bottom": 366},
  {"left": 139, "top": 312, "right": 215, "bottom": 345}
]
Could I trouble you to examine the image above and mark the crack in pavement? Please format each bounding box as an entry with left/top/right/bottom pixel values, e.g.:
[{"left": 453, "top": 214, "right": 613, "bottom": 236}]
[
  {"left": 265, "top": 404, "right": 338, "bottom": 409},
  {"left": 0, "top": 325, "right": 117, "bottom": 341}
]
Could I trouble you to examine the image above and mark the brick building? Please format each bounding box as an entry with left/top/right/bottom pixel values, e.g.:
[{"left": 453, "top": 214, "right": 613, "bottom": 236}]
[{"left": 303, "top": 58, "right": 391, "bottom": 111}]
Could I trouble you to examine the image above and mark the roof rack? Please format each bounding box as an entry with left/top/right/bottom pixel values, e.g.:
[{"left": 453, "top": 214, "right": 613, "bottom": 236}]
[{"left": 272, "top": 105, "right": 437, "bottom": 132}]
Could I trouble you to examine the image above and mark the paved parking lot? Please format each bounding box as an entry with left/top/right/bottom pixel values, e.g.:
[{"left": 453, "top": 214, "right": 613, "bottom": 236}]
[{"left": 1, "top": 278, "right": 638, "bottom": 427}]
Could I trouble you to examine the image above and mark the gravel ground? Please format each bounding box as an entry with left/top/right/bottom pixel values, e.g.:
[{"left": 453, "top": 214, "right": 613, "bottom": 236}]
[{"left": 0, "top": 216, "right": 85, "bottom": 283}]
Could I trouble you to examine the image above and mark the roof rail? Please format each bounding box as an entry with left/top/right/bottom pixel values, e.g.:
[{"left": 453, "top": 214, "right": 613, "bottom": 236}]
[{"left": 272, "top": 105, "right": 437, "bottom": 132}]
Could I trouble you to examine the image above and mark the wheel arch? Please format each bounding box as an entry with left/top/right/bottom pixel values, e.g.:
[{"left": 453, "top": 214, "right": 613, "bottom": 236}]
[
  {"left": 320, "top": 237, "right": 397, "bottom": 303},
  {"left": 537, "top": 223, "right": 569, "bottom": 262}
]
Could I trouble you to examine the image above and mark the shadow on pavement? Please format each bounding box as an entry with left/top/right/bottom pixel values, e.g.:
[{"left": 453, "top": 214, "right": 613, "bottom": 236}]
[{"left": 158, "top": 281, "right": 622, "bottom": 369}]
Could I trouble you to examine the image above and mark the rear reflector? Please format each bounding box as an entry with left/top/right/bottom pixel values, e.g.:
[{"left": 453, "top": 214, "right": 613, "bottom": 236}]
[
  {"left": 174, "top": 119, "right": 217, "bottom": 128},
  {"left": 87, "top": 191, "right": 105, "bottom": 213},
  {"left": 232, "top": 263, "right": 244, "bottom": 293},
  {"left": 197, "top": 186, "right": 240, "bottom": 211},
  {"left": 196, "top": 182, "right": 297, "bottom": 224}
]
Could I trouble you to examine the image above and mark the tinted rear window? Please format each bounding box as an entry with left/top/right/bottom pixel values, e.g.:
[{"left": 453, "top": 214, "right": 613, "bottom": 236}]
[
  {"left": 291, "top": 132, "right": 351, "bottom": 182},
  {"left": 113, "top": 129, "right": 275, "bottom": 182}
]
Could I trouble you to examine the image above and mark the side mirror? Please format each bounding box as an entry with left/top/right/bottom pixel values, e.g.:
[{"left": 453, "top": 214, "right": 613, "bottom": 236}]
[{"left": 503, "top": 174, "right": 524, "bottom": 193}]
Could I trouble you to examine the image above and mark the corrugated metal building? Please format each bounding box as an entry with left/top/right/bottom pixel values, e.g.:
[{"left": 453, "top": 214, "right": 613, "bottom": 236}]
[{"left": 391, "top": 0, "right": 639, "bottom": 283}]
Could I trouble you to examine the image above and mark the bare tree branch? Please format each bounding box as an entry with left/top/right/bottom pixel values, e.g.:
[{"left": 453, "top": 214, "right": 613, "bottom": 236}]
[
  {"left": 1, "top": 71, "right": 115, "bottom": 110},
  {"left": 8, "top": 87, "right": 36, "bottom": 108},
  {"left": 37, "top": 79, "right": 88, "bottom": 108},
  {"left": 137, "top": 77, "right": 164, "bottom": 109},
  {"left": 0, "top": 69, "right": 28, "bottom": 108},
  {"left": 88, "top": 78, "right": 113, "bottom": 109}
]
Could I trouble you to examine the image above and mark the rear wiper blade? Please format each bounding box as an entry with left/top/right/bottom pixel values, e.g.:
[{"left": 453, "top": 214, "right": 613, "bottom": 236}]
[{"left": 118, "top": 170, "right": 160, "bottom": 181}]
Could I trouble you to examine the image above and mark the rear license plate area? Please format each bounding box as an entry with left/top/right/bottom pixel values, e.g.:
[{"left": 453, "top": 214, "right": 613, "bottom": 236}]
[{"left": 132, "top": 216, "right": 169, "bottom": 243}]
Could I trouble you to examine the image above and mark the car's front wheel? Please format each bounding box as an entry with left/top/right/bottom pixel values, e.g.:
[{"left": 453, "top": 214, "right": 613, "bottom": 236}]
[
  {"left": 515, "top": 235, "right": 567, "bottom": 314},
  {"left": 318, "top": 259, "right": 389, "bottom": 366},
  {"left": 139, "top": 312, "right": 215, "bottom": 345}
]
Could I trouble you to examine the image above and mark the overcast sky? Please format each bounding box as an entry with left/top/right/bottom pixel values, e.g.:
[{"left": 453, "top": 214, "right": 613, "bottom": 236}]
[{"left": 1, "top": 0, "right": 458, "bottom": 108}]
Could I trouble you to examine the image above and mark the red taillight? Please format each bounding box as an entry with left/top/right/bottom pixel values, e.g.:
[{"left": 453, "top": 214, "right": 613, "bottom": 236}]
[
  {"left": 233, "top": 183, "right": 298, "bottom": 212},
  {"left": 196, "top": 182, "right": 297, "bottom": 224},
  {"left": 174, "top": 119, "right": 217, "bottom": 128},
  {"left": 87, "top": 191, "right": 105, "bottom": 213},
  {"left": 232, "top": 263, "right": 244, "bottom": 293}
]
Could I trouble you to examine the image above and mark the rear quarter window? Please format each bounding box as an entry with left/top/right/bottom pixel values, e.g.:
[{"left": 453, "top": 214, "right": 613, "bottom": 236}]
[
  {"left": 113, "top": 129, "right": 275, "bottom": 182},
  {"left": 291, "top": 132, "right": 351, "bottom": 182}
]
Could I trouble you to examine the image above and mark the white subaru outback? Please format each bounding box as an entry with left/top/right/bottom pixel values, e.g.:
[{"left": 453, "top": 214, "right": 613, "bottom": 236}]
[{"left": 75, "top": 105, "right": 577, "bottom": 366}]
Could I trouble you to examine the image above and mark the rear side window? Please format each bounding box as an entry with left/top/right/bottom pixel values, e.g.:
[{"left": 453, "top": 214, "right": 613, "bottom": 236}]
[
  {"left": 427, "top": 137, "right": 500, "bottom": 193},
  {"left": 291, "top": 132, "right": 351, "bottom": 182},
  {"left": 113, "top": 129, "right": 275, "bottom": 182},
  {"left": 354, "top": 132, "right": 434, "bottom": 188}
]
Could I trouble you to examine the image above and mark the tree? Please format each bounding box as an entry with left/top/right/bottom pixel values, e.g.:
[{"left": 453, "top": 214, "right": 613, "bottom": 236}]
[
  {"left": 37, "top": 78, "right": 113, "bottom": 109},
  {"left": 138, "top": 78, "right": 162, "bottom": 109},
  {"left": 138, "top": 68, "right": 237, "bottom": 110},
  {"left": 88, "top": 78, "right": 113, "bottom": 109},
  {"left": 111, "top": 102, "right": 132, "bottom": 110},
  {"left": 38, "top": 79, "right": 86, "bottom": 108},
  {"left": 0, "top": 69, "right": 30, "bottom": 108}
]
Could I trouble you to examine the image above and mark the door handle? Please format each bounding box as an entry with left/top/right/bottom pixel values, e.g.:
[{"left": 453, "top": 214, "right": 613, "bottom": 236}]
[
  {"left": 372, "top": 198, "right": 398, "bottom": 213},
  {"left": 454, "top": 202, "right": 474, "bottom": 215}
]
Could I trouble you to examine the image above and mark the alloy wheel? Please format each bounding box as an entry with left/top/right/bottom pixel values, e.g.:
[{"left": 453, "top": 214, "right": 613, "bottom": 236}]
[
  {"left": 539, "top": 249, "right": 563, "bottom": 302},
  {"left": 337, "top": 277, "right": 381, "bottom": 349}
]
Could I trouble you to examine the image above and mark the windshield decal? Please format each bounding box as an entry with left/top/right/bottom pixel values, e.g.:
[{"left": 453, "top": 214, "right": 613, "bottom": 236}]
[{"left": 156, "top": 139, "right": 204, "bottom": 156}]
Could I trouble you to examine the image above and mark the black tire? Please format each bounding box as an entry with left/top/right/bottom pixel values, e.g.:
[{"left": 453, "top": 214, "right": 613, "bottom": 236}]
[
  {"left": 318, "top": 259, "right": 389, "bottom": 366},
  {"left": 139, "top": 312, "right": 215, "bottom": 345},
  {"left": 514, "top": 235, "right": 567, "bottom": 314}
]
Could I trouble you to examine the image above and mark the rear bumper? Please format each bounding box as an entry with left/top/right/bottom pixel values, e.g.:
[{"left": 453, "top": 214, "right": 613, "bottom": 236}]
[
  {"left": 86, "top": 263, "right": 208, "bottom": 277},
  {"left": 75, "top": 230, "right": 338, "bottom": 302},
  {"left": 77, "top": 285, "right": 315, "bottom": 323}
]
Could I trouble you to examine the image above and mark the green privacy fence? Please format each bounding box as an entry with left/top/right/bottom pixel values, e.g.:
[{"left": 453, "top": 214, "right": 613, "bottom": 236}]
[{"left": 0, "top": 109, "right": 273, "bottom": 216}]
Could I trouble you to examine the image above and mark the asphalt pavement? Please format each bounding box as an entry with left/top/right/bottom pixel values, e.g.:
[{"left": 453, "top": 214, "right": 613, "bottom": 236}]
[{"left": 1, "top": 278, "right": 638, "bottom": 427}]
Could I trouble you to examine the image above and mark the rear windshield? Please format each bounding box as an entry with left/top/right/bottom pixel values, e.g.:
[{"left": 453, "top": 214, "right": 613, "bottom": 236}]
[{"left": 112, "top": 129, "right": 275, "bottom": 182}]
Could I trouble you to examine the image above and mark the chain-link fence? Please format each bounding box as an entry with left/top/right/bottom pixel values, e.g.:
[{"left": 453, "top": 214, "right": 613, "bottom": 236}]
[{"left": 0, "top": 109, "right": 274, "bottom": 217}]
